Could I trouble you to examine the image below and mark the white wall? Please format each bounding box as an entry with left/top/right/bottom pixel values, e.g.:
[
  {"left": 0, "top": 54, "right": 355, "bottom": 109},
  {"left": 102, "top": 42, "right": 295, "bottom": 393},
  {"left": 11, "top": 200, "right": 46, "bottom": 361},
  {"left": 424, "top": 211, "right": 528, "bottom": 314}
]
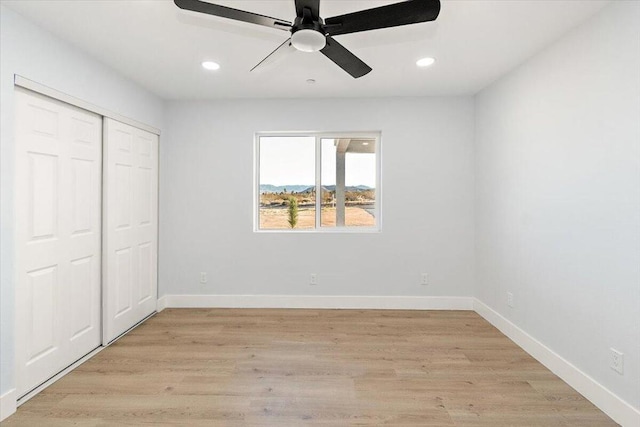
[
  {"left": 160, "top": 97, "right": 475, "bottom": 300},
  {"left": 0, "top": 5, "right": 164, "bottom": 397},
  {"left": 475, "top": 0, "right": 640, "bottom": 411}
]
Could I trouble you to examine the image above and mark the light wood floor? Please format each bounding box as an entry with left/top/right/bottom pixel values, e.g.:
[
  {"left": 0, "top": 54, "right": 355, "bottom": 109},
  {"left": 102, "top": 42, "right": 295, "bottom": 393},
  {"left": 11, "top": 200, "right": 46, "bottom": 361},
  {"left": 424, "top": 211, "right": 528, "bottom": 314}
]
[{"left": 3, "top": 309, "right": 617, "bottom": 426}]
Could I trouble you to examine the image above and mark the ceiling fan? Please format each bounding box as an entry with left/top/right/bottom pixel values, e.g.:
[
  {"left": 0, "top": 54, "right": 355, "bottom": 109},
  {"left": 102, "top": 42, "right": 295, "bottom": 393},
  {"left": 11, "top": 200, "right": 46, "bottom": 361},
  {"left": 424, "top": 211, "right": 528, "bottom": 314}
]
[{"left": 174, "top": 0, "right": 441, "bottom": 78}]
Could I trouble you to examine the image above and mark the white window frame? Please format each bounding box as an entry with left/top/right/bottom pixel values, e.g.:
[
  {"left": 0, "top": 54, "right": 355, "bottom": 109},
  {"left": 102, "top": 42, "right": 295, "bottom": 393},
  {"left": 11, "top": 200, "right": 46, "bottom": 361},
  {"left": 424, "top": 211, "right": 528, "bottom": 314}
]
[{"left": 254, "top": 131, "right": 382, "bottom": 233}]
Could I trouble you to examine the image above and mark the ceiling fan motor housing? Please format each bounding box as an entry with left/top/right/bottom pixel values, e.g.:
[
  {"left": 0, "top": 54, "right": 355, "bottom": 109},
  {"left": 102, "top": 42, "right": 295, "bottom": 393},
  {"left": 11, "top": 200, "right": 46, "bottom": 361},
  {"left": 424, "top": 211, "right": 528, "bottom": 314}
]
[{"left": 291, "top": 16, "right": 326, "bottom": 52}]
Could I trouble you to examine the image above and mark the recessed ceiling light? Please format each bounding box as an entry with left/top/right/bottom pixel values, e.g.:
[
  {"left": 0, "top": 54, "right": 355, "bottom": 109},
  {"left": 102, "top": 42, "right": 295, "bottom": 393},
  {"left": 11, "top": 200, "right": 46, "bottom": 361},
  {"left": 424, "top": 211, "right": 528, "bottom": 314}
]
[
  {"left": 306, "top": 79, "right": 316, "bottom": 84},
  {"left": 201, "top": 61, "right": 220, "bottom": 71},
  {"left": 362, "top": 142, "right": 369, "bottom": 146},
  {"left": 416, "top": 57, "right": 436, "bottom": 68}
]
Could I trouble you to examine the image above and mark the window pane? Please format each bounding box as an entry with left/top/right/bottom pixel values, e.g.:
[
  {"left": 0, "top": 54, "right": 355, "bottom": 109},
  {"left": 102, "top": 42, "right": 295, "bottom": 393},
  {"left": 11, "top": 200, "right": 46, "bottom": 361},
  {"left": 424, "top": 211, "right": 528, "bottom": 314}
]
[
  {"left": 320, "top": 138, "right": 376, "bottom": 228},
  {"left": 259, "top": 136, "right": 315, "bottom": 230}
]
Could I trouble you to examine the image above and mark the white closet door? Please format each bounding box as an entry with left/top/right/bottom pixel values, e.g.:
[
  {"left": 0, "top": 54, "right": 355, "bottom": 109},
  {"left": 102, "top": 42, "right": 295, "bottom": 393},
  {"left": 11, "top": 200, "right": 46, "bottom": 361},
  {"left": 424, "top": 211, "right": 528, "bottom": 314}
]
[
  {"left": 103, "top": 118, "right": 158, "bottom": 344},
  {"left": 15, "top": 88, "right": 102, "bottom": 397}
]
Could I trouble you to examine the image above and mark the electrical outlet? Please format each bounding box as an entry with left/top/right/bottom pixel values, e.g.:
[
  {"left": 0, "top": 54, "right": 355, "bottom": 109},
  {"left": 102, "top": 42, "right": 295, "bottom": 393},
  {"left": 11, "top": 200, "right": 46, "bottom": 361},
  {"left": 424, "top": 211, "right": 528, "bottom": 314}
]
[
  {"left": 610, "top": 348, "right": 624, "bottom": 374},
  {"left": 200, "top": 272, "right": 208, "bottom": 284},
  {"left": 507, "top": 292, "right": 514, "bottom": 308},
  {"left": 310, "top": 273, "right": 318, "bottom": 285},
  {"left": 421, "top": 273, "right": 429, "bottom": 285}
]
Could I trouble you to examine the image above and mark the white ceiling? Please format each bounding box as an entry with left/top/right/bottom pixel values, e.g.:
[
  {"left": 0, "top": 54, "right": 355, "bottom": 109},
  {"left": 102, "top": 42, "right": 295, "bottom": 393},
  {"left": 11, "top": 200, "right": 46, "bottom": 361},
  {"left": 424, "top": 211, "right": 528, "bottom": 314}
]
[{"left": 4, "top": 0, "right": 610, "bottom": 100}]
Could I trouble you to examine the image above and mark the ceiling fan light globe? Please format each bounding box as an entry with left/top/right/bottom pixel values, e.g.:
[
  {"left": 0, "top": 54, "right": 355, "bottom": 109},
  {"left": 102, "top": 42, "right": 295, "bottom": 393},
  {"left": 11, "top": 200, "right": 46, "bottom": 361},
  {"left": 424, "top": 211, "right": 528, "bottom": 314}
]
[{"left": 291, "top": 29, "right": 326, "bottom": 52}]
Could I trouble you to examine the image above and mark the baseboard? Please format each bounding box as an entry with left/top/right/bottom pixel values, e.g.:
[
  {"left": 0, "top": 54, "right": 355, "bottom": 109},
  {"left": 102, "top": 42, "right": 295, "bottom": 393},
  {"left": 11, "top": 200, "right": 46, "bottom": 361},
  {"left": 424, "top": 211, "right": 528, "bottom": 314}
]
[
  {"left": 157, "top": 295, "right": 168, "bottom": 312},
  {"left": 0, "top": 388, "right": 17, "bottom": 422},
  {"left": 161, "top": 294, "right": 474, "bottom": 310},
  {"left": 473, "top": 298, "right": 640, "bottom": 427}
]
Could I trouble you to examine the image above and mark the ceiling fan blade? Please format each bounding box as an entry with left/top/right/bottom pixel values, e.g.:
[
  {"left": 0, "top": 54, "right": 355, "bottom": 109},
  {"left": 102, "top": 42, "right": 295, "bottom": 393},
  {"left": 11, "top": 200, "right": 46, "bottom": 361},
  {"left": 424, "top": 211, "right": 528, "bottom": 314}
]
[
  {"left": 174, "top": 0, "right": 291, "bottom": 31},
  {"left": 250, "top": 38, "right": 296, "bottom": 73},
  {"left": 324, "top": 0, "right": 440, "bottom": 36},
  {"left": 294, "top": 0, "right": 320, "bottom": 20},
  {"left": 320, "top": 36, "right": 372, "bottom": 79}
]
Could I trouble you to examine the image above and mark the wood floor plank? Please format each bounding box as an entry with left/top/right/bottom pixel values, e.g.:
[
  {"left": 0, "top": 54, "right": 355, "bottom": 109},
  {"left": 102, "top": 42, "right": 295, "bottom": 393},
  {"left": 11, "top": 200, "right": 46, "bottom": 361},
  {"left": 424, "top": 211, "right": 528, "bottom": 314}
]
[{"left": 3, "top": 308, "right": 618, "bottom": 426}]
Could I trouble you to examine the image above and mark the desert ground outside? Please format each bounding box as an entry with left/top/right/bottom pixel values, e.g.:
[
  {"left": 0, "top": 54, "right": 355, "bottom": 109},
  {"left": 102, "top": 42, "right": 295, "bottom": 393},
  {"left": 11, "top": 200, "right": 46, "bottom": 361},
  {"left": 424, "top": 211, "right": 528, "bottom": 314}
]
[{"left": 259, "top": 206, "right": 375, "bottom": 229}]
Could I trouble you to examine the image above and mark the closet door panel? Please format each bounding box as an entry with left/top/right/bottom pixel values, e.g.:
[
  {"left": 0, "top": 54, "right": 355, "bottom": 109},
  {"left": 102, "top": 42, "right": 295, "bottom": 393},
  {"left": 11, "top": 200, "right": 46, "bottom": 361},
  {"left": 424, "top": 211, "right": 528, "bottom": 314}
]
[
  {"left": 15, "top": 89, "right": 102, "bottom": 397},
  {"left": 103, "top": 118, "right": 158, "bottom": 344}
]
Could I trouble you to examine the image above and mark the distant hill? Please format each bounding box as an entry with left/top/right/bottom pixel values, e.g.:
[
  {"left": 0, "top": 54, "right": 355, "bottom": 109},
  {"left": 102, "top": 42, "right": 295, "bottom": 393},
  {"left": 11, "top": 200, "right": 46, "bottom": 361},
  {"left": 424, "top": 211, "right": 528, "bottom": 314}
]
[
  {"left": 296, "top": 185, "right": 373, "bottom": 194},
  {"left": 260, "top": 184, "right": 373, "bottom": 194},
  {"left": 259, "top": 185, "right": 312, "bottom": 194}
]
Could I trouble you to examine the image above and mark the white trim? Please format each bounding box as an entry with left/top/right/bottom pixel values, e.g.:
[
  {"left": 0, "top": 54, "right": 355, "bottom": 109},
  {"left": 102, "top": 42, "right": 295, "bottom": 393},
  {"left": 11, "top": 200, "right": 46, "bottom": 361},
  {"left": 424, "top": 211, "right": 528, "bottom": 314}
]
[
  {"left": 157, "top": 296, "right": 168, "bottom": 312},
  {"left": 314, "top": 134, "right": 322, "bottom": 227},
  {"left": 473, "top": 298, "right": 640, "bottom": 427},
  {"left": 17, "top": 346, "right": 103, "bottom": 406},
  {"left": 0, "top": 389, "right": 17, "bottom": 422},
  {"left": 14, "top": 75, "right": 160, "bottom": 136},
  {"left": 160, "top": 294, "right": 474, "bottom": 310}
]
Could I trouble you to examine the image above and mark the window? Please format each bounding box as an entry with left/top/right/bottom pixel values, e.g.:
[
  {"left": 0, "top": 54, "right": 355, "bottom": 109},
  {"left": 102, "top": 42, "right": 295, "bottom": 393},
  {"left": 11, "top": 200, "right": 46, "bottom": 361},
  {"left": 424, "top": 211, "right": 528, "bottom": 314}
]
[{"left": 256, "top": 133, "right": 380, "bottom": 231}]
